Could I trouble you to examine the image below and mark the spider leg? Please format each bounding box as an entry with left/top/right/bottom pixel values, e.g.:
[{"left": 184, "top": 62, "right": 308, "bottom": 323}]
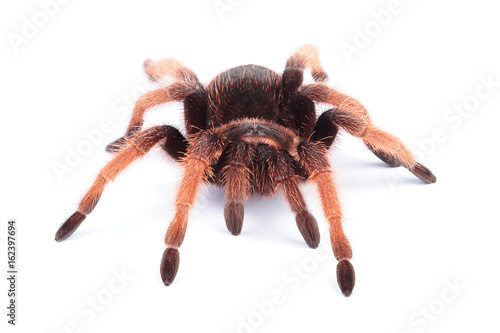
[
  {"left": 105, "top": 87, "right": 181, "bottom": 153},
  {"left": 253, "top": 144, "right": 320, "bottom": 248},
  {"left": 159, "top": 126, "right": 188, "bottom": 161},
  {"left": 275, "top": 150, "right": 320, "bottom": 249},
  {"left": 107, "top": 60, "right": 206, "bottom": 153},
  {"left": 297, "top": 141, "right": 355, "bottom": 297},
  {"left": 220, "top": 141, "right": 254, "bottom": 236},
  {"left": 310, "top": 109, "right": 340, "bottom": 149},
  {"left": 160, "top": 131, "right": 228, "bottom": 286},
  {"left": 56, "top": 125, "right": 183, "bottom": 241},
  {"left": 144, "top": 58, "right": 207, "bottom": 137},
  {"left": 285, "top": 44, "right": 328, "bottom": 82},
  {"left": 144, "top": 57, "right": 198, "bottom": 83},
  {"left": 280, "top": 45, "right": 327, "bottom": 132},
  {"left": 300, "top": 83, "right": 437, "bottom": 183}
]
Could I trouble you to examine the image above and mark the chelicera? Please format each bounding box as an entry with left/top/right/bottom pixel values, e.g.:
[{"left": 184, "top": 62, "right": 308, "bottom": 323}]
[{"left": 56, "top": 45, "right": 436, "bottom": 296}]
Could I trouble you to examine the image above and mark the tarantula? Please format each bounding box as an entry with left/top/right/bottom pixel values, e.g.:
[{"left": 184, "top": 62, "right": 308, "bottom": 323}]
[{"left": 55, "top": 45, "right": 436, "bottom": 297}]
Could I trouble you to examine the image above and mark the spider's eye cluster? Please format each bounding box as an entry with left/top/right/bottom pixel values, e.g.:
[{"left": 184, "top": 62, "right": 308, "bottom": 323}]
[{"left": 244, "top": 124, "right": 265, "bottom": 136}]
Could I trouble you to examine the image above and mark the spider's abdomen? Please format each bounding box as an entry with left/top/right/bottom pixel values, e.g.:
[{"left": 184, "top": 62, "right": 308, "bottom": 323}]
[{"left": 206, "top": 65, "right": 281, "bottom": 126}]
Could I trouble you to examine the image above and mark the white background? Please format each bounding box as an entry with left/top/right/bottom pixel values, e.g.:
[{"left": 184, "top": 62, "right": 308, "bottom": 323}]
[{"left": 1, "top": 0, "right": 499, "bottom": 332}]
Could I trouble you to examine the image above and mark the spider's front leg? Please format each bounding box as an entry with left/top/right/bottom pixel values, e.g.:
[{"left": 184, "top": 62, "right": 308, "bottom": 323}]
[
  {"left": 297, "top": 141, "right": 355, "bottom": 297},
  {"left": 160, "top": 131, "right": 228, "bottom": 286},
  {"left": 55, "top": 125, "right": 187, "bottom": 241},
  {"left": 271, "top": 148, "right": 321, "bottom": 249},
  {"left": 220, "top": 141, "right": 320, "bottom": 247}
]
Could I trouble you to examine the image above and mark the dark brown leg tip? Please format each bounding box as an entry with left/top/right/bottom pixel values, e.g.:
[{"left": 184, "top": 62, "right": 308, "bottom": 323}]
[
  {"left": 410, "top": 163, "right": 437, "bottom": 184},
  {"left": 160, "top": 248, "right": 179, "bottom": 286},
  {"left": 105, "top": 137, "right": 128, "bottom": 154},
  {"left": 372, "top": 149, "right": 402, "bottom": 167},
  {"left": 224, "top": 202, "right": 244, "bottom": 236},
  {"left": 55, "top": 212, "right": 86, "bottom": 242},
  {"left": 295, "top": 212, "right": 320, "bottom": 249},
  {"left": 337, "top": 260, "right": 355, "bottom": 297}
]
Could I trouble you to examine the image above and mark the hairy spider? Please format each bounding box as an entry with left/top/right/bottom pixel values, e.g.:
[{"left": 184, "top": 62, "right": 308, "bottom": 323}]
[{"left": 56, "top": 45, "right": 436, "bottom": 297}]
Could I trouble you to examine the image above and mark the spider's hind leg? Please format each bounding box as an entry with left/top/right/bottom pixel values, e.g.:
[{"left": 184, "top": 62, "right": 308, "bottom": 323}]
[
  {"left": 105, "top": 88, "right": 175, "bottom": 153},
  {"left": 286, "top": 44, "right": 328, "bottom": 82},
  {"left": 106, "top": 59, "right": 206, "bottom": 154},
  {"left": 144, "top": 58, "right": 197, "bottom": 83},
  {"left": 280, "top": 45, "right": 327, "bottom": 132},
  {"left": 144, "top": 58, "right": 207, "bottom": 137}
]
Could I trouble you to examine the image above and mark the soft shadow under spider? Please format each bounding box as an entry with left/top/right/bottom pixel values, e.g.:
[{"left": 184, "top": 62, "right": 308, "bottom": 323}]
[{"left": 55, "top": 45, "right": 436, "bottom": 297}]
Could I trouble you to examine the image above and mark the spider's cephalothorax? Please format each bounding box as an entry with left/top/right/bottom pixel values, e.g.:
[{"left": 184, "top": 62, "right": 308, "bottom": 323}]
[{"left": 56, "top": 45, "right": 436, "bottom": 297}]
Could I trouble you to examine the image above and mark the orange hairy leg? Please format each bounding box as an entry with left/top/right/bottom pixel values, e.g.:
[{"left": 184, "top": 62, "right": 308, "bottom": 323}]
[
  {"left": 107, "top": 59, "right": 205, "bottom": 153},
  {"left": 286, "top": 44, "right": 328, "bottom": 82},
  {"left": 105, "top": 88, "right": 170, "bottom": 153},
  {"left": 144, "top": 57, "right": 199, "bottom": 83},
  {"left": 106, "top": 85, "right": 200, "bottom": 153},
  {"left": 300, "top": 83, "right": 436, "bottom": 183},
  {"left": 160, "top": 131, "right": 227, "bottom": 285},
  {"left": 57, "top": 45, "right": 436, "bottom": 297},
  {"left": 55, "top": 126, "right": 179, "bottom": 241},
  {"left": 297, "top": 141, "right": 354, "bottom": 296},
  {"left": 281, "top": 45, "right": 328, "bottom": 133}
]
